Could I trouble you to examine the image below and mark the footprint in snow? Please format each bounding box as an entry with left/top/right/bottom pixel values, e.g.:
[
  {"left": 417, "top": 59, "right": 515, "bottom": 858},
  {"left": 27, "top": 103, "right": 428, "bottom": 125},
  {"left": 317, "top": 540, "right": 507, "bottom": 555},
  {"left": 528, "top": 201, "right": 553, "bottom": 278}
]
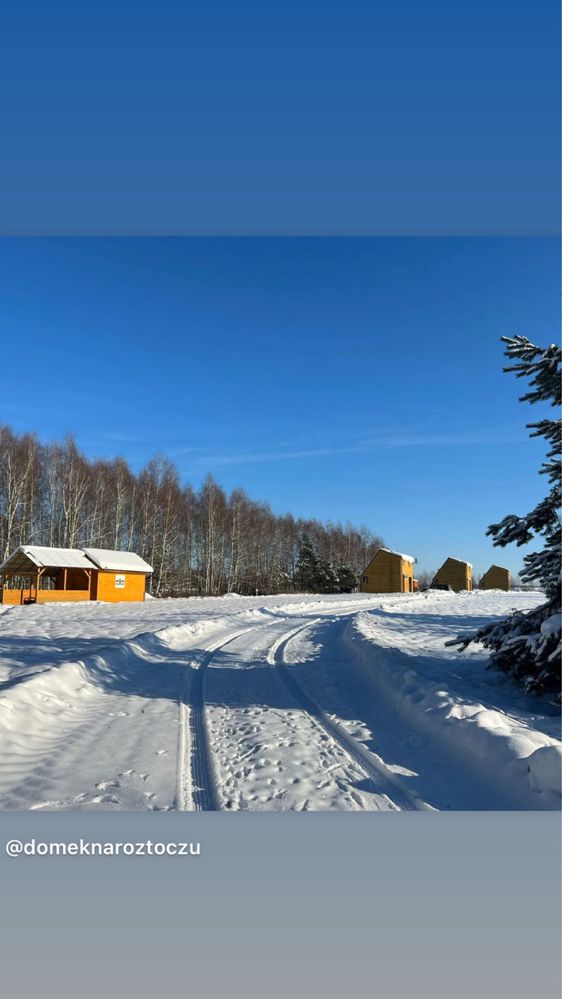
[
  {"left": 155, "top": 749, "right": 167, "bottom": 756},
  {"left": 118, "top": 769, "right": 135, "bottom": 777},
  {"left": 96, "top": 780, "right": 120, "bottom": 791}
]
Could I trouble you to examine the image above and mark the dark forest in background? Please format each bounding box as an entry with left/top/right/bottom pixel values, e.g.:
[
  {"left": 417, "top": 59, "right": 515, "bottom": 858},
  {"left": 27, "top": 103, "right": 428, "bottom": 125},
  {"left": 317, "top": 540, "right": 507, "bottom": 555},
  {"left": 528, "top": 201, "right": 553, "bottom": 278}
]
[{"left": 0, "top": 427, "right": 383, "bottom": 596}]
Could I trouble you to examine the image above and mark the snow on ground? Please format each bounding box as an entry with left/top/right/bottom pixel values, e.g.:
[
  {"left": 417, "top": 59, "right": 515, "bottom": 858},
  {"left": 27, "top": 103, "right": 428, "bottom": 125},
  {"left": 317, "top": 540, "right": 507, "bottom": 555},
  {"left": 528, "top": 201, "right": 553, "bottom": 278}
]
[
  {"left": 0, "top": 590, "right": 559, "bottom": 811},
  {"left": 342, "top": 590, "right": 561, "bottom": 807}
]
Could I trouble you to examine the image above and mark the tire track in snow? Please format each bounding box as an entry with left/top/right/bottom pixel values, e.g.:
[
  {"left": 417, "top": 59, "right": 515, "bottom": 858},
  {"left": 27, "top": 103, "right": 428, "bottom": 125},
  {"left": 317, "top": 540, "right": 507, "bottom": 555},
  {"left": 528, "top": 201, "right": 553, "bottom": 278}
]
[
  {"left": 267, "top": 621, "right": 429, "bottom": 812},
  {"left": 178, "top": 626, "right": 260, "bottom": 811}
]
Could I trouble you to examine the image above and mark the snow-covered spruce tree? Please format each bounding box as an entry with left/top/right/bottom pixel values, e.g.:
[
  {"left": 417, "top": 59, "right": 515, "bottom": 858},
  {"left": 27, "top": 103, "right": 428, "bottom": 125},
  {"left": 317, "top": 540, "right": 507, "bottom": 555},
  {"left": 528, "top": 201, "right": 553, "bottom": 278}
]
[
  {"left": 294, "top": 533, "right": 321, "bottom": 591},
  {"left": 294, "top": 534, "right": 348, "bottom": 593},
  {"left": 451, "top": 336, "right": 561, "bottom": 698},
  {"left": 335, "top": 565, "right": 357, "bottom": 593},
  {"left": 316, "top": 557, "right": 339, "bottom": 594}
]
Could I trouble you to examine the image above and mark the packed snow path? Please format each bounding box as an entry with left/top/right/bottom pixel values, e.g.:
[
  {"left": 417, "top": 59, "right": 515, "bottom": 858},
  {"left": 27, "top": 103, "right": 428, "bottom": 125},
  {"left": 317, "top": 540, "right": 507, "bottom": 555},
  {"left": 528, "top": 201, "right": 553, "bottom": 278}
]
[{"left": 0, "top": 591, "right": 559, "bottom": 811}]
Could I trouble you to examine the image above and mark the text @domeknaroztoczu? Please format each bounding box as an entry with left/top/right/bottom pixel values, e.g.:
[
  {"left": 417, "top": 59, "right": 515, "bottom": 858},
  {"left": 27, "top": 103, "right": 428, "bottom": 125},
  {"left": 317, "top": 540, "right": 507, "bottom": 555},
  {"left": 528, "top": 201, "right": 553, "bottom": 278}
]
[{"left": 5, "top": 838, "right": 201, "bottom": 858}]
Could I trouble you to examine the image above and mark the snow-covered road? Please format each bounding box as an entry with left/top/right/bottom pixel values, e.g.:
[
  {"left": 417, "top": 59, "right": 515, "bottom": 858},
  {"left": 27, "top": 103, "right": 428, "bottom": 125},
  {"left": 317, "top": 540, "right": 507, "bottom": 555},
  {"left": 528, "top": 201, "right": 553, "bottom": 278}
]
[{"left": 0, "top": 590, "right": 559, "bottom": 811}]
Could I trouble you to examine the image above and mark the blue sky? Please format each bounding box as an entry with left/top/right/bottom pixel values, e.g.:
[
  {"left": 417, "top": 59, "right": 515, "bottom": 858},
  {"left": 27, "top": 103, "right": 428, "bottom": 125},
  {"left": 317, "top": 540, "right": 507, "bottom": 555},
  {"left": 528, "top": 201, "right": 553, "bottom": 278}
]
[{"left": 1, "top": 237, "right": 558, "bottom": 576}]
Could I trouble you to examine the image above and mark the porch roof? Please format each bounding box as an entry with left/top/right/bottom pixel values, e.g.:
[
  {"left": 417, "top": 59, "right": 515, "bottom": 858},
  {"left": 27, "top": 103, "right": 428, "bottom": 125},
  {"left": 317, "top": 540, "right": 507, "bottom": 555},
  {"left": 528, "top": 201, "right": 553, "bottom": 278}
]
[{"left": 0, "top": 546, "right": 94, "bottom": 576}]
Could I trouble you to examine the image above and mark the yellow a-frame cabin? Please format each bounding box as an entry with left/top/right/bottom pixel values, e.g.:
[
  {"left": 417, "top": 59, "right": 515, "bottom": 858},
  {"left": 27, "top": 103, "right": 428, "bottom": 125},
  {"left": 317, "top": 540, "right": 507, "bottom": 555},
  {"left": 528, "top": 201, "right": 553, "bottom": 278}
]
[
  {"left": 479, "top": 565, "right": 510, "bottom": 591},
  {"left": 360, "top": 548, "right": 416, "bottom": 593},
  {"left": 431, "top": 557, "right": 473, "bottom": 592}
]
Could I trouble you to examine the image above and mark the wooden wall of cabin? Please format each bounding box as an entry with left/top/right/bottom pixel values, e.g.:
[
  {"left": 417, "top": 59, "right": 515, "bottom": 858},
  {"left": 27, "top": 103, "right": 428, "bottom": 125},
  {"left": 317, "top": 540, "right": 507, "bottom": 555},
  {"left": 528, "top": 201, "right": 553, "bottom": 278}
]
[
  {"left": 36, "top": 591, "right": 92, "bottom": 603},
  {"left": 0, "top": 587, "right": 24, "bottom": 604},
  {"left": 0, "top": 587, "right": 91, "bottom": 604},
  {"left": 480, "top": 567, "right": 510, "bottom": 590},
  {"left": 95, "top": 571, "right": 146, "bottom": 602},
  {"left": 361, "top": 551, "right": 414, "bottom": 593},
  {"left": 433, "top": 560, "right": 472, "bottom": 591},
  {"left": 53, "top": 568, "right": 90, "bottom": 591},
  {"left": 0, "top": 569, "right": 148, "bottom": 603},
  {"left": 402, "top": 559, "right": 414, "bottom": 592}
]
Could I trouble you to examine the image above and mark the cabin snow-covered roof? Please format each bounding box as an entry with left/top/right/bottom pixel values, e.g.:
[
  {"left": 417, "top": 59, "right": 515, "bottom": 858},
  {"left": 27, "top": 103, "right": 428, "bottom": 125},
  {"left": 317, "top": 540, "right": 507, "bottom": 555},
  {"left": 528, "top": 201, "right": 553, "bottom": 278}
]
[
  {"left": 82, "top": 548, "right": 153, "bottom": 573},
  {"left": 376, "top": 548, "right": 415, "bottom": 563},
  {"left": 0, "top": 546, "right": 153, "bottom": 576},
  {"left": 444, "top": 556, "right": 473, "bottom": 568},
  {"left": 0, "top": 546, "right": 95, "bottom": 573}
]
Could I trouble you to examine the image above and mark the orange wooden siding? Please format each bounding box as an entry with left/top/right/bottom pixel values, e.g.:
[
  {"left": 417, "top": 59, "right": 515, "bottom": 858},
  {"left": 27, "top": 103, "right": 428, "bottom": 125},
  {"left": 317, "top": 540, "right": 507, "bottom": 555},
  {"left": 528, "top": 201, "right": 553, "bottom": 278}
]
[
  {"left": 93, "top": 571, "right": 146, "bottom": 602},
  {"left": 360, "top": 550, "right": 414, "bottom": 593},
  {"left": 432, "top": 558, "right": 473, "bottom": 592},
  {"left": 1, "top": 570, "right": 146, "bottom": 604},
  {"left": 0, "top": 588, "right": 90, "bottom": 605},
  {"left": 0, "top": 588, "right": 25, "bottom": 605},
  {"left": 36, "top": 590, "right": 92, "bottom": 603},
  {"left": 479, "top": 566, "right": 510, "bottom": 590}
]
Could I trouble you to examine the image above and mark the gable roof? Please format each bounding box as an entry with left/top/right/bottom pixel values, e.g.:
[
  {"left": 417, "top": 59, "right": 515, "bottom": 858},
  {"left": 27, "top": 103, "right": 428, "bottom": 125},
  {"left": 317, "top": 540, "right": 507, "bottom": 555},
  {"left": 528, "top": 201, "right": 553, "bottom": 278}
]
[
  {"left": 0, "top": 545, "right": 153, "bottom": 576},
  {"left": 363, "top": 547, "right": 415, "bottom": 572},
  {"left": 0, "top": 546, "right": 95, "bottom": 574},
  {"left": 376, "top": 547, "right": 415, "bottom": 563},
  {"left": 438, "top": 556, "right": 473, "bottom": 569},
  {"left": 82, "top": 548, "right": 153, "bottom": 573}
]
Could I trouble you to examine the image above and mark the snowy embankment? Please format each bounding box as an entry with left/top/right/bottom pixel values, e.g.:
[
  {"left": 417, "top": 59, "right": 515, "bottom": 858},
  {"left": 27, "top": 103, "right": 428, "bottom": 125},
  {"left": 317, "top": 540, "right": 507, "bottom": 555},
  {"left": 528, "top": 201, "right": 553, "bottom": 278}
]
[{"left": 343, "top": 589, "right": 561, "bottom": 807}]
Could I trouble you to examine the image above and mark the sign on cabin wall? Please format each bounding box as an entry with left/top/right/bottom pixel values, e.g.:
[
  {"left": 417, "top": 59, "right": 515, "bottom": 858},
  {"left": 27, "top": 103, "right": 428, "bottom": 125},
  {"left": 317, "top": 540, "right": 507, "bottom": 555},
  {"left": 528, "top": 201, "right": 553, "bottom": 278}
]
[{"left": 115, "top": 575, "right": 126, "bottom": 589}]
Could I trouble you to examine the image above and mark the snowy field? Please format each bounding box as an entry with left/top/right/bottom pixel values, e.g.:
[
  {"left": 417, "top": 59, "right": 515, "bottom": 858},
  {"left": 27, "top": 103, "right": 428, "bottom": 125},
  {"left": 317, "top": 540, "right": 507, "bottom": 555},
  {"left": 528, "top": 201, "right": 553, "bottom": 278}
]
[{"left": 0, "top": 589, "right": 559, "bottom": 811}]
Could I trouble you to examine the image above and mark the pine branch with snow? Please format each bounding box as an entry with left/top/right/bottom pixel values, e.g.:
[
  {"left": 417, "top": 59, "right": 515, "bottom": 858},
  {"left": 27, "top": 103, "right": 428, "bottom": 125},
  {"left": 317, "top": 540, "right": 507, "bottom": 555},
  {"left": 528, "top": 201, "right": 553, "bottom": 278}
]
[{"left": 450, "top": 336, "right": 561, "bottom": 698}]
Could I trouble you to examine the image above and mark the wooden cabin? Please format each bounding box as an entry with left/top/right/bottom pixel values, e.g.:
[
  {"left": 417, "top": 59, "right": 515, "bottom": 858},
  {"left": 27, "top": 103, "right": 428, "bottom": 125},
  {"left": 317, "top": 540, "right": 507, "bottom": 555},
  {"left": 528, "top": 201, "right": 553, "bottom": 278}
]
[
  {"left": 0, "top": 546, "right": 153, "bottom": 605},
  {"left": 360, "top": 548, "right": 416, "bottom": 593},
  {"left": 431, "top": 557, "right": 473, "bottom": 592},
  {"left": 479, "top": 565, "right": 510, "bottom": 591}
]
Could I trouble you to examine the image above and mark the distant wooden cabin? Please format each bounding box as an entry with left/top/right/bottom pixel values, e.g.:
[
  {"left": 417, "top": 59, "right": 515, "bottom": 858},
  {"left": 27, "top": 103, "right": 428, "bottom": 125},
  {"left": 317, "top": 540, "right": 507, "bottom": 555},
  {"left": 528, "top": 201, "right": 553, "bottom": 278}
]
[
  {"left": 479, "top": 565, "right": 510, "bottom": 591},
  {"left": 360, "top": 548, "right": 416, "bottom": 593},
  {"left": 0, "top": 546, "right": 153, "bottom": 605},
  {"left": 431, "top": 557, "right": 473, "bottom": 592}
]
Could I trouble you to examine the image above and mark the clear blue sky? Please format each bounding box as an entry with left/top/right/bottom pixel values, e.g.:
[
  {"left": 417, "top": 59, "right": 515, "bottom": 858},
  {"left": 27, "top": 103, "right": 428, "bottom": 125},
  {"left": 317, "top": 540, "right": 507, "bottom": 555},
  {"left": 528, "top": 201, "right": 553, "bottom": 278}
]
[{"left": 1, "top": 237, "right": 558, "bottom": 577}]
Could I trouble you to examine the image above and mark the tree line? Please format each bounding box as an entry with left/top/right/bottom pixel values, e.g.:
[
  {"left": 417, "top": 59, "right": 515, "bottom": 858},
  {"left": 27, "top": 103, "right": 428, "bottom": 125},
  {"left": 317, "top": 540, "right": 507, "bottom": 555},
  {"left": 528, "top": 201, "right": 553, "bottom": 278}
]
[{"left": 0, "top": 426, "right": 384, "bottom": 597}]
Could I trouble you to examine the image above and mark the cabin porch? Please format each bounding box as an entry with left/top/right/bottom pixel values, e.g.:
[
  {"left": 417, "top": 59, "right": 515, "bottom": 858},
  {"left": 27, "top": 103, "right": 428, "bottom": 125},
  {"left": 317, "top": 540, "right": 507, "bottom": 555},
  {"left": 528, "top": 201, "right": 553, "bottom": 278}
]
[{"left": 0, "top": 565, "right": 94, "bottom": 604}]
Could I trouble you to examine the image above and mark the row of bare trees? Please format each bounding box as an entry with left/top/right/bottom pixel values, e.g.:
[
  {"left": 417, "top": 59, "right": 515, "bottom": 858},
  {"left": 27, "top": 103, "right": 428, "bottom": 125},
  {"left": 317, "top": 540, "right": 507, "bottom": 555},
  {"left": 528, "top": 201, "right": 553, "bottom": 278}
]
[{"left": 0, "top": 426, "right": 384, "bottom": 596}]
